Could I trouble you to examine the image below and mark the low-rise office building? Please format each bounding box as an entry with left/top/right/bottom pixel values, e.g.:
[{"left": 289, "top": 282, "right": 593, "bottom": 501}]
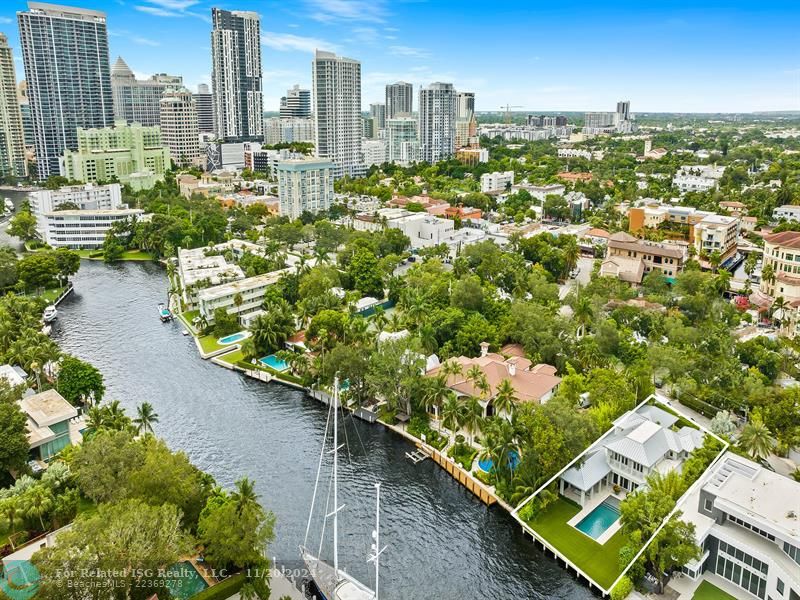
[
  {"left": 600, "top": 231, "right": 686, "bottom": 284},
  {"left": 41, "top": 208, "right": 143, "bottom": 249},
  {"left": 480, "top": 171, "right": 515, "bottom": 193}
]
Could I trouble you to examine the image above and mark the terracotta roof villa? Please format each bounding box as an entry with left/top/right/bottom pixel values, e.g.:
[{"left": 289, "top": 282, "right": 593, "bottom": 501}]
[{"left": 427, "top": 342, "right": 561, "bottom": 417}]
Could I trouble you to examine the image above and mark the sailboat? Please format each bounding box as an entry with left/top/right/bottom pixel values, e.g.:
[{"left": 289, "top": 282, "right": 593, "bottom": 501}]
[{"left": 300, "top": 378, "right": 386, "bottom": 600}]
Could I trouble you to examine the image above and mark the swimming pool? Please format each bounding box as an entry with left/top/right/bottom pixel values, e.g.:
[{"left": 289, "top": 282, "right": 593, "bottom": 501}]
[
  {"left": 575, "top": 499, "right": 620, "bottom": 540},
  {"left": 259, "top": 354, "right": 288, "bottom": 372},
  {"left": 478, "top": 450, "right": 520, "bottom": 473},
  {"left": 0, "top": 560, "right": 40, "bottom": 600},
  {"left": 163, "top": 561, "right": 208, "bottom": 599},
  {"left": 217, "top": 331, "right": 249, "bottom": 345}
]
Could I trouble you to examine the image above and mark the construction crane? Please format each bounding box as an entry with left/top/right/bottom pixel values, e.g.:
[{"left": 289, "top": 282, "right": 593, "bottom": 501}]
[{"left": 500, "top": 104, "right": 523, "bottom": 124}]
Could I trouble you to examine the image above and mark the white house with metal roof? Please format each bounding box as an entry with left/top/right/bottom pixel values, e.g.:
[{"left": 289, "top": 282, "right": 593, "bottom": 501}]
[{"left": 559, "top": 403, "right": 705, "bottom": 507}]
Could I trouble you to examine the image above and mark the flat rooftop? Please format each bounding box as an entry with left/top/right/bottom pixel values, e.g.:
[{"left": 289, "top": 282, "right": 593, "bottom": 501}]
[
  {"left": 704, "top": 453, "right": 800, "bottom": 539},
  {"left": 20, "top": 389, "right": 78, "bottom": 428},
  {"left": 198, "top": 270, "right": 289, "bottom": 302}
]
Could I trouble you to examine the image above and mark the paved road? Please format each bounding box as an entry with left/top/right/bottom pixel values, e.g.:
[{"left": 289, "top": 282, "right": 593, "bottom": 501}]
[{"left": 559, "top": 256, "right": 596, "bottom": 300}]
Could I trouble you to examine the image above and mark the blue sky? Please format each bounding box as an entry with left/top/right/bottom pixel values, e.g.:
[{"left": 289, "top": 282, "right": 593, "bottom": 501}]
[{"left": 2, "top": 0, "right": 799, "bottom": 113}]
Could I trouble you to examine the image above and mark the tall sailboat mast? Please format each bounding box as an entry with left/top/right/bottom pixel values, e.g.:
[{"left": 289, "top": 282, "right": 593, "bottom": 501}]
[
  {"left": 369, "top": 483, "right": 387, "bottom": 600},
  {"left": 332, "top": 376, "right": 339, "bottom": 579}
]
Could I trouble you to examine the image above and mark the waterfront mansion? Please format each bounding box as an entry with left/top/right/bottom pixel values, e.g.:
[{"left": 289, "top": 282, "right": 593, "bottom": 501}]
[
  {"left": 672, "top": 453, "right": 800, "bottom": 600},
  {"left": 559, "top": 402, "right": 705, "bottom": 506}
]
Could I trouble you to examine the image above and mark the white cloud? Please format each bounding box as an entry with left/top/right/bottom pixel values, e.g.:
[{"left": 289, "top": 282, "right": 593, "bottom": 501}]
[
  {"left": 134, "top": 5, "right": 182, "bottom": 17},
  {"left": 305, "top": 0, "right": 388, "bottom": 23},
  {"left": 261, "top": 32, "right": 337, "bottom": 54},
  {"left": 141, "top": 0, "right": 199, "bottom": 9},
  {"left": 388, "top": 45, "right": 430, "bottom": 59},
  {"left": 134, "top": 1, "right": 209, "bottom": 22},
  {"left": 0, "top": 17, "right": 13, "bottom": 24},
  {"left": 131, "top": 36, "right": 161, "bottom": 47}
]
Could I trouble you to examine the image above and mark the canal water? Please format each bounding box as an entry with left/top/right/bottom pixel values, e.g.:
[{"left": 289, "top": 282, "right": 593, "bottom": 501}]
[{"left": 53, "top": 261, "right": 593, "bottom": 600}]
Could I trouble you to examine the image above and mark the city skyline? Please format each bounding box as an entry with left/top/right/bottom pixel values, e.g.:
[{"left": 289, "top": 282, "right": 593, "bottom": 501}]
[{"left": 0, "top": 0, "right": 797, "bottom": 114}]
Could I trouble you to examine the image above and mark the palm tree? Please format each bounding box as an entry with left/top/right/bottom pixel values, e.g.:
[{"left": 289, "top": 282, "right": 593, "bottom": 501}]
[
  {"left": 424, "top": 375, "right": 452, "bottom": 425},
  {"left": 492, "top": 378, "right": 518, "bottom": 419},
  {"left": 761, "top": 262, "right": 776, "bottom": 287},
  {"left": 0, "top": 496, "right": 20, "bottom": 533},
  {"left": 562, "top": 237, "right": 579, "bottom": 278},
  {"left": 133, "top": 402, "right": 159, "bottom": 436},
  {"left": 440, "top": 359, "right": 463, "bottom": 381},
  {"left": 401, "top": 289, "right": 427, "bottom": 329},
  {"left": 708, "top": 249, "right": 722, "bottom": 273},
  {"left": 20, "top": 485, "right": 54, "bottom": 532},
  {"left": 231, "top": 477, "right": 260, "bottom": 516},
  {"left": 466, "top": 365, "right": 489, "bottom": 400},
  {"left": 461, "top": 397, "right": 484, "bottom": 445},
  {"left": 738, "top": 414, "right": 775, "bottom": 460},
  {"left": 240, "top": 337, "right": 257, "bottom": 361},
  {"left": 743, "top": 253, "right": 757, "bottom": 279},
  {"left": 441, "top": 395, "right": 464, "bottom": 437},
  {"left": 233, "top": 292, "right": 244, "bottom": 312},
  {"left": 251, "top": 300, "right": 295, "bottom": 355},
  {"left": 771, "top": 295, "right": 789, "bottom": 327},
  {"left": 369, "top": 305, "right": 388, "bottom": 332}
]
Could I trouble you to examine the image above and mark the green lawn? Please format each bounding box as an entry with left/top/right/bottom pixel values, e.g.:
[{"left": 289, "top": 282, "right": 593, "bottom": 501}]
[
  {"left": 178, "top": 310, "right": 200, "bottom": 335},
  {"left": 693, "top": 580, "right": 738, "bottom": 600},
  {"left": 217, "top": 349, "right": 245, "bottom": 365},
  {"left": 198, "top": 335, "right": 226, "bottom": 354},
  {"left": 526, "top": 497, "right": 627, "bottom": 590},
  {"left": 38, "top": 286, "right": 67, "bottom": 303},
  {"left": 76, "top": 249, "right": 153, "bottom": 261}
]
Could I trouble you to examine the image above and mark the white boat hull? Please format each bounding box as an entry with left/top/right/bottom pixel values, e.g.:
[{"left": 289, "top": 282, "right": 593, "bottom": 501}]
[{"left": 300, "top": 547, "right": 375, "bottom": 600}]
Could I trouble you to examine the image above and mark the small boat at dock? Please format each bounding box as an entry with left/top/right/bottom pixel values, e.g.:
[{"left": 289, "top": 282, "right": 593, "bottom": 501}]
[
  {"left": 158, "top": 303, "right": 173, "bottom": 322},
  {"left": 42, "top": 305, "right": 57, "bottom": 323}
]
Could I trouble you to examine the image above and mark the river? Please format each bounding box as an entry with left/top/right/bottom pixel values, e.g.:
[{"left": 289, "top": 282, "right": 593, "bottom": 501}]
[{"left": 52, "top": 260, "right": 593, "bottom": 600}]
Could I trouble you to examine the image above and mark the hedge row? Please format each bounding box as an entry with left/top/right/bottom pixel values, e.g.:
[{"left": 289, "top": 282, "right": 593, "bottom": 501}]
[{"left": 191, "top": 573, "right": 245, "bottom": 600}]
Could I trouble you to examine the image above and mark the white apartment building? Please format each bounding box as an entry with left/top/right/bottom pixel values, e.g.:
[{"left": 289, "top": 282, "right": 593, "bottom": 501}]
[
  {"left": 41, "top": 208, "right": 143, "bottom": 249},
  {"left": 478, "top": 125, "right": 572, "bottom": 142},
  {"left": 418, "top": 82, "right": 456, "bottom": 163},
  {"left": 313, "top": 50, "right": 364, "bottom": 178},
  {"left": 198, "top": 270, "right": 288, "bottom": 323},
  {"left": 176, "top": 246, "right": 245, "bottom": 309},
  {"left": 673, "top": 453, "right": 800, "bottom": 600},
  {"left": 276, "top": 157, "right": 335, "bottom": 220},
  {"left": 480, "top": 171, "right": 515, "bottom": 193},
  {"left": 693, "top": 214, "right": 740, "bottom": 264},
  {"left": 362, "top": 140, "right": 387, "bottom": 167},
  {"left": 522, "top": 183, "right": 566, "bottom": 201},
  {"left": 558, "top": 148, "right": 593, "bottom": 160},
  {"left": 263, "top": 117, "right": 315, "bottom": 145},
  {"left": 673, "top": 165, "right": 726, "bottom": 193},
  {"left": 773, "top": 205, "right": 800, "bottom": 223},
  {"left": 386, "top": 117, "right": 418, "bottom": 166},
  {"left": 29, "top": 183, "right": 122, "bottom": 215},
  {"left": 353, "top": 208, "right": 487, "bottom": 257}
]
